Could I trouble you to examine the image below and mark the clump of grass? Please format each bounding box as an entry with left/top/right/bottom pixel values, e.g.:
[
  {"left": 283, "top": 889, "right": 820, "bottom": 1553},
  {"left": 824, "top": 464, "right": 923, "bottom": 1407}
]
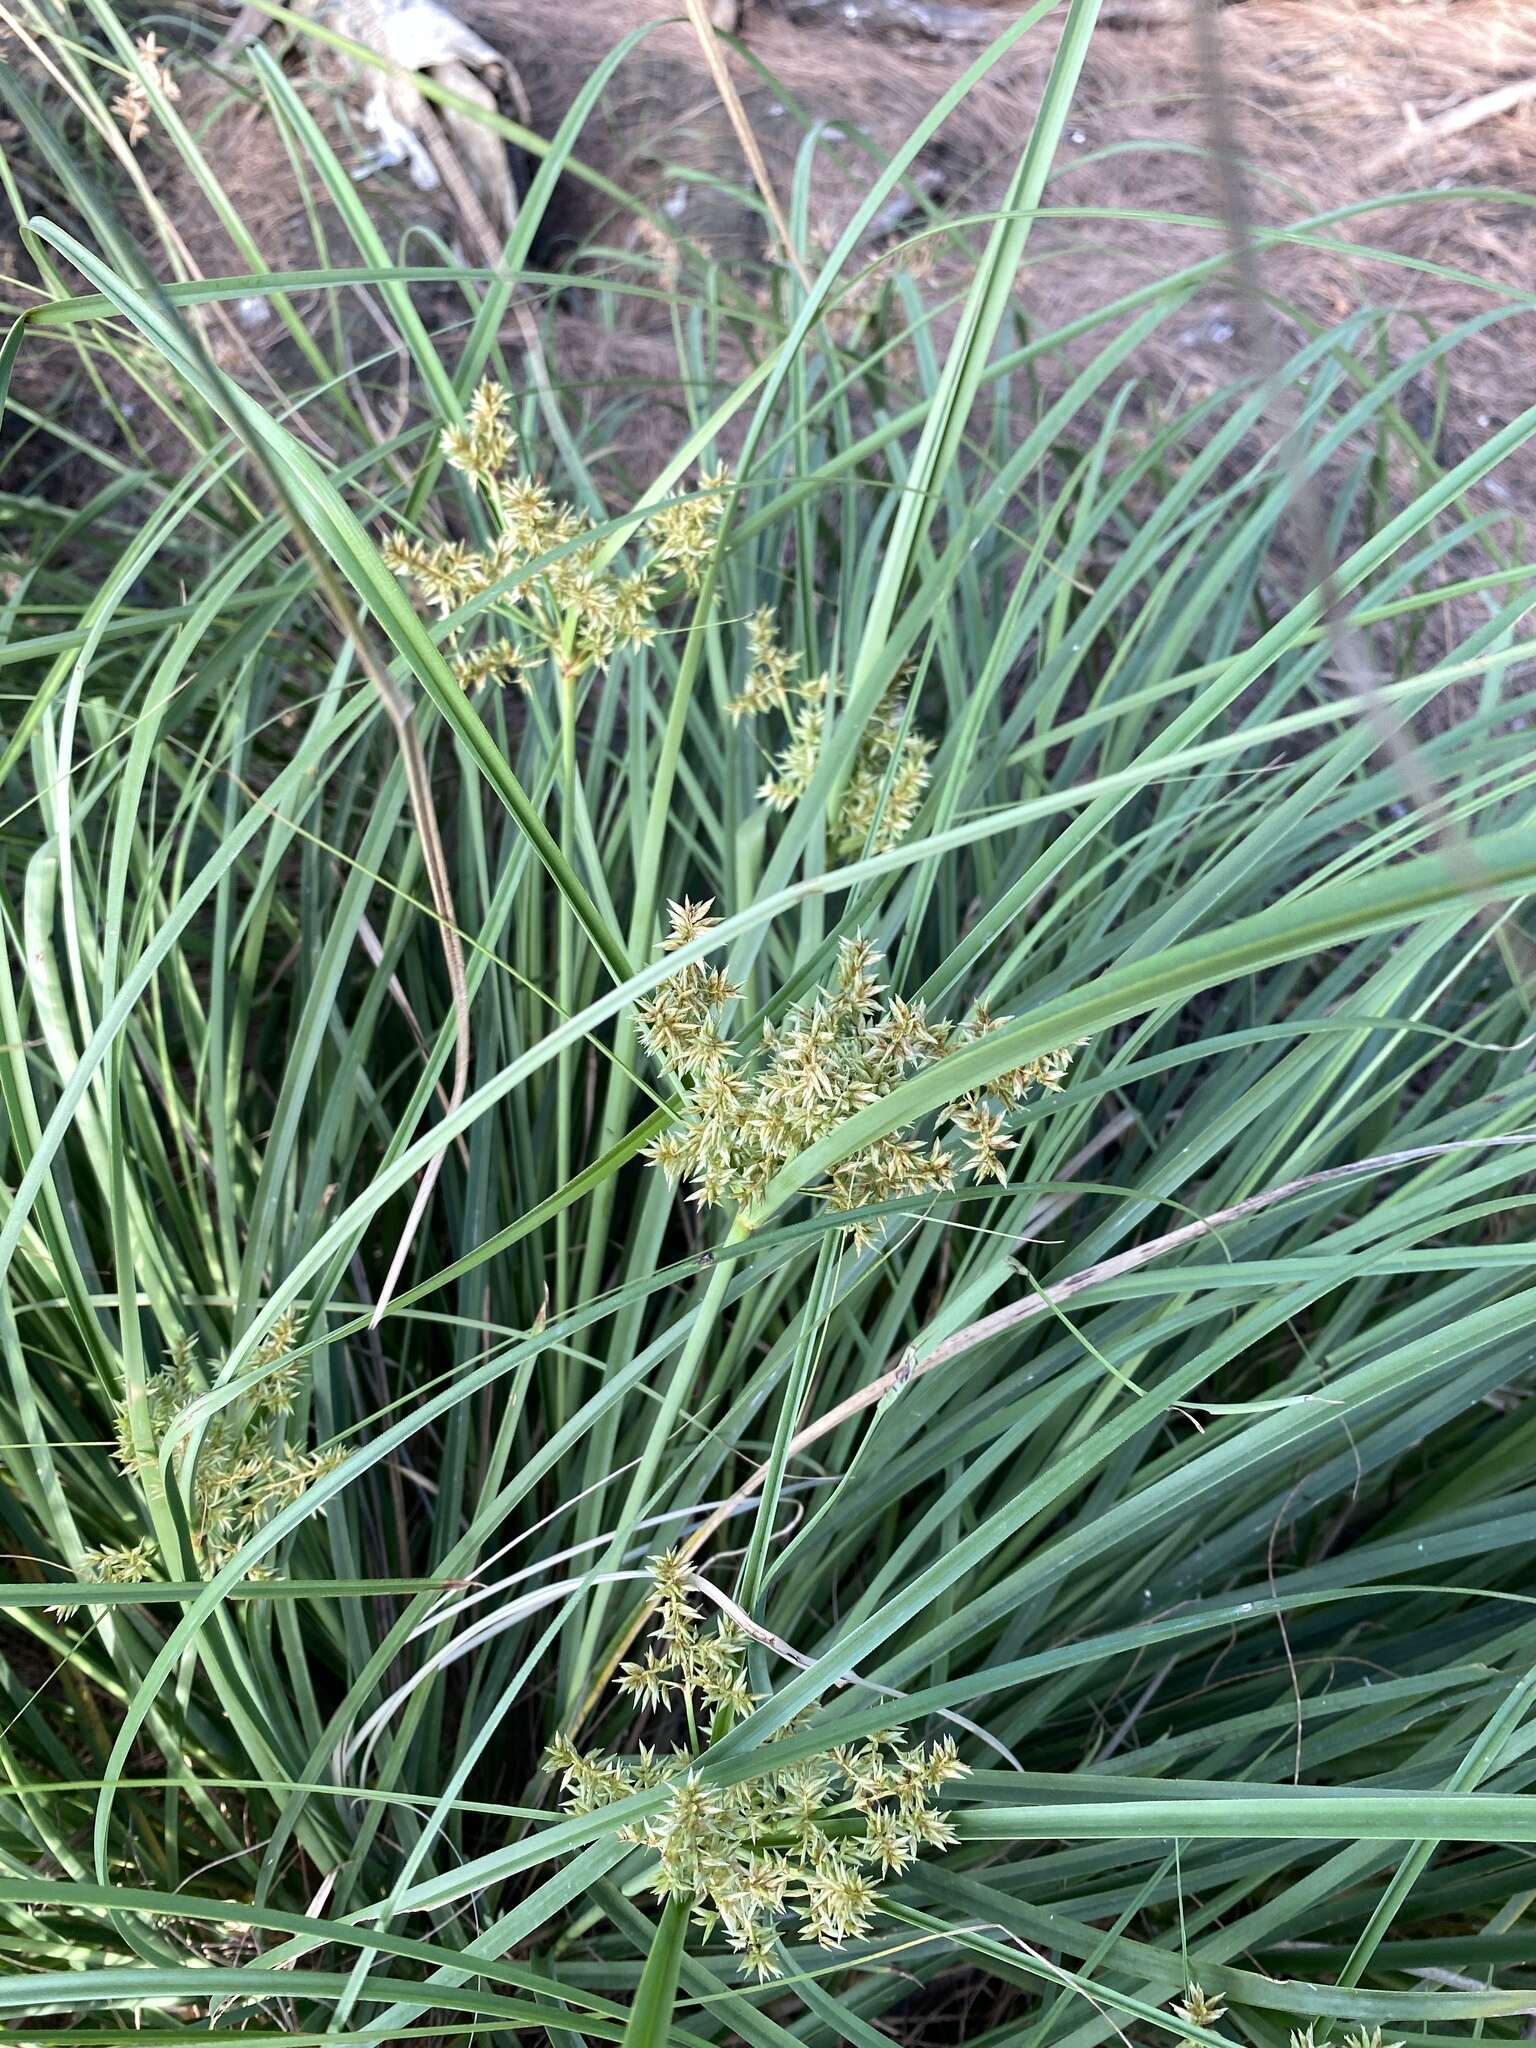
[{"left": 4, "top": 2, "right": 1536, "bottom": 2046}]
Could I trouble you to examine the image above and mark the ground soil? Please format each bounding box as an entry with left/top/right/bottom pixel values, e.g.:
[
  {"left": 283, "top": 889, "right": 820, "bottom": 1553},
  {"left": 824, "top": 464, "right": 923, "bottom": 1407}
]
[
  {"left": 467, "top": 0, "right": 1536, "bottom": 498},
  {"left": 5, "top": 0, "right": 1534, "bottom": 525}
]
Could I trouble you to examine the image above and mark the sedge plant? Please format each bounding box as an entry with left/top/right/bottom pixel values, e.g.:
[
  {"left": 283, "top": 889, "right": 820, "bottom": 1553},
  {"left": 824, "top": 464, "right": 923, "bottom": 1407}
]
[{"left": 2, "top": 3, "right": 1536, "bottom": 2047}]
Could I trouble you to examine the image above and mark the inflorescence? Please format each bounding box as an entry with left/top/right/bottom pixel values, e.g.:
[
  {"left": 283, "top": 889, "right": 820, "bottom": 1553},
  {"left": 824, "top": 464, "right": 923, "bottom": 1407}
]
[
  {"left": 112, "top": 34, "right": 180, "bottom": 148},
  {"left": 381, "top": 388, "right": 935, "bottom": 860},
  {"left": 545, "top": 1551, "right": 969, "bottom": 1980},
  {"left": 639, "top": 905, "right": 1081, "bottom": 1242},
  {"left": 1171, "top": 1985, "right": 1402, "bottom": 2048},
  {"left": 95, "top": 1314, "right": 340, "bottom": 1584},
  {"left": 382, "top": 379, "right": 727, "bottom": 691},
  {"left": 727, "top": 609, "right": 933, "bottom": 856}
]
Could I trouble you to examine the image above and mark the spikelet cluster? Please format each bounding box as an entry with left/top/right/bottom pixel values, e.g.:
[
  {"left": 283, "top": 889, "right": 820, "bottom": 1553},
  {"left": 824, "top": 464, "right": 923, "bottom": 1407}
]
[
  {"left": 48, "top": 1537, "right": 161, "bottom": 1622},
  {"left": 727, "top": 611, "right": 932, "bottom": 856},
  {"left": 545, "top": 1553, "right": 969, "bottom": 1980},
  {"left": 1170, "top": 1987, "right": 1401, "bottom": 2048},
  {"left": 808, "top": 217, "right": 934, "bottom": 376},
  {"left": 1174, "top": 1986, "right": 1228, "bottom": 2032},
  {"left": 644, "top": 481, "right": 733, "bottom": 591},
  {"left": 108, "top": 1315, "right": 342, "bottom": 1575},
  {"left": 112, "top": 34, "right": 180, "bottom": 148},
  {"left": 1293, "top": 2032, "right": 1402, "bottom": 2048},
  {"left": 639, "top": 905, "right": 1082, "bottom": 1242},
  {"left": 382, "top": 380, "right": 726, "bottom": 690}
]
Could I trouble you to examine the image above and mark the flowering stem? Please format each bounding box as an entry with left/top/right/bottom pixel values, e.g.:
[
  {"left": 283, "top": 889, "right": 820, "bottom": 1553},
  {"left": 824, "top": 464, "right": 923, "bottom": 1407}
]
[
  {"left": 735, "top": 1231, "right": 836, "bottom": 1626},
  {"left": 621, "top": 1896, "right": 689, "bottom": 2048},
  {"left": 555, "top": 649, "right": 580, "bottom": 1422},
  {"left": 565, "top": 1252, "right": 740, "bottom": 1728}
]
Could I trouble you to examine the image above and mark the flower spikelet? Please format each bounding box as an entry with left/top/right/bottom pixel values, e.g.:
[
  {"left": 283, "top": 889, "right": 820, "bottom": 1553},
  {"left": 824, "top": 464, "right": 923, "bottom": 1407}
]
[
  {"left": 645, "top": 468, "right": 730, "bottom": 592},
  {"left": 103, "top": 1317, "right": 337, "bottom": 1577},
  {"left": 1174, "top": 1985, "right": 1227, "bottom": 2032}
]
